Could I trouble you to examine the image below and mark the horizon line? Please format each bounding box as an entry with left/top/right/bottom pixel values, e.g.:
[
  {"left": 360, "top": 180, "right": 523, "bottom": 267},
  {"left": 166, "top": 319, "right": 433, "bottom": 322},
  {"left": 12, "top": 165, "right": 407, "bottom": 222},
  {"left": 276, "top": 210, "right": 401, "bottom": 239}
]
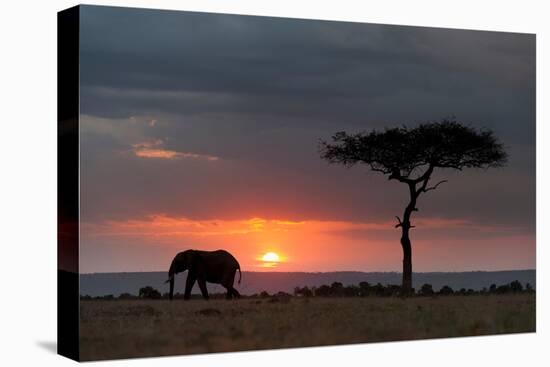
[{"left": 78, "top": 268, "right": 536, "bottom": 275}]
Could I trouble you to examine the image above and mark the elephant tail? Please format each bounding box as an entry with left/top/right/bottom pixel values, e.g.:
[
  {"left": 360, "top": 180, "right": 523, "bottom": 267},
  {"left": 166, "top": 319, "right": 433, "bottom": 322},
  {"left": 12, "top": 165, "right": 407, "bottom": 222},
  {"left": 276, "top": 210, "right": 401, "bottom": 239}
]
[{"left": 237, "top": 266, "right": 242, "bottom": 284}]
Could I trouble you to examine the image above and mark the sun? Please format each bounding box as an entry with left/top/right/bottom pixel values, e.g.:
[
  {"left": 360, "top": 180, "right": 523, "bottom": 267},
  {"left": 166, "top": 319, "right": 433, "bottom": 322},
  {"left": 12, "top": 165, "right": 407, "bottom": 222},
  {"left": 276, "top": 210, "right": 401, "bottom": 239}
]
[
  {"left": 261, "top": 252, "right": 280, "bottom": 263},
  {"left": 257, "top": 251, "right": 284, "bottom": 268}
]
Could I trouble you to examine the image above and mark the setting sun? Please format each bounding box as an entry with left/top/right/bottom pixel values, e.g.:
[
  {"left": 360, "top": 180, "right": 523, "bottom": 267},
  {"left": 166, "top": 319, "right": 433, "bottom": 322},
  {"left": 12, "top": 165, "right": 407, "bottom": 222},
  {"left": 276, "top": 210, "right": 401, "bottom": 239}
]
[{"left": 261, "top": 252, "right": 280, "bottom": 263}]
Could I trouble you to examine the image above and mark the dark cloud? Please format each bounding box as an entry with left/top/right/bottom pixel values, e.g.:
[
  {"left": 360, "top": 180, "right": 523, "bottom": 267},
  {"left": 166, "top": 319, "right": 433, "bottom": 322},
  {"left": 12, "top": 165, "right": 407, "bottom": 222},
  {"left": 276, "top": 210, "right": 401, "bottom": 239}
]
[
  {"left": 80, "top": 6, "right": 534, "bottom": 131},
  {"left": 79, "top": 6, "right": 535, "bottom": 235}
]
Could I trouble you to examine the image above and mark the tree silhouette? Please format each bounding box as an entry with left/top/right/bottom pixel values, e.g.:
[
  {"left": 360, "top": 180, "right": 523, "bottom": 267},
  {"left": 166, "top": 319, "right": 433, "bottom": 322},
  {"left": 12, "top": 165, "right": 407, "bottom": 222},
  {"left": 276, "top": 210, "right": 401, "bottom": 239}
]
[{"left": 320, "top": 119, "right": 507, "bottom": 294}]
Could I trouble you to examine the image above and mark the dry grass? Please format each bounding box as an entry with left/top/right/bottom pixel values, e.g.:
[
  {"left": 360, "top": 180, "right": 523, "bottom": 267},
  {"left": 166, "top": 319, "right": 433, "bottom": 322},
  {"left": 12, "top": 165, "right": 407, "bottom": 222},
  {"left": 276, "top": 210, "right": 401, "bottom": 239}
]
[{"left": 79, "top": 294, "right": 535, "bottom": 361}]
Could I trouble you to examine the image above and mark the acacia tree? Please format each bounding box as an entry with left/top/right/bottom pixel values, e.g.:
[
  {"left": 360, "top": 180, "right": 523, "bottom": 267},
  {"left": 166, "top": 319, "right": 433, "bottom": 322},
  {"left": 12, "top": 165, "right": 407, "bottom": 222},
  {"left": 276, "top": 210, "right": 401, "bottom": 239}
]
[{"left": 319, "top": 119, "right": 507, "bottom": 294}]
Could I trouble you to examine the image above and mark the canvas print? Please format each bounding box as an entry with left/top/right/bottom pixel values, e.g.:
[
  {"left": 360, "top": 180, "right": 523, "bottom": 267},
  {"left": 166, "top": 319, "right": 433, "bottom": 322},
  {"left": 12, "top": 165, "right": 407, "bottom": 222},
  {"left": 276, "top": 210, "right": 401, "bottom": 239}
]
[{"left": 58, "top": 5, "right": 536, "bottom": 361}]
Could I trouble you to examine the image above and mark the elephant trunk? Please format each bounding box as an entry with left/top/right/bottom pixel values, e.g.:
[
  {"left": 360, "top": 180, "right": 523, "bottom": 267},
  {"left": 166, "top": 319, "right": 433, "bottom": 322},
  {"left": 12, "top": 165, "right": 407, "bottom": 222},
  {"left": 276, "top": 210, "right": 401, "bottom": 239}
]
[{"left": 166, "top": 258, "right": 176, "bottom": 300}]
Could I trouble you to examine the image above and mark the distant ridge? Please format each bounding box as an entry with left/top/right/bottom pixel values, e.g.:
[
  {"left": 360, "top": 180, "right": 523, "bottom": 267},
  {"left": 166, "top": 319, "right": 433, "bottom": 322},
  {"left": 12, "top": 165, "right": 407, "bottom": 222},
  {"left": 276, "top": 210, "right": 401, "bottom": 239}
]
[{"left": 80, "top": 270, "right": 535, "bottom": 297}]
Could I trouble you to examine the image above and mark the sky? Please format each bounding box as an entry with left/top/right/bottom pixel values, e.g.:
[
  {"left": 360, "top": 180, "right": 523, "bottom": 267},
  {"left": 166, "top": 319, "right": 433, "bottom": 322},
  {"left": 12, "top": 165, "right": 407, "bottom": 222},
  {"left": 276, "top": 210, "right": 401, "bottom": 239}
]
[{"left": 79, "top": 5, "right": 535, "bottom": 274}]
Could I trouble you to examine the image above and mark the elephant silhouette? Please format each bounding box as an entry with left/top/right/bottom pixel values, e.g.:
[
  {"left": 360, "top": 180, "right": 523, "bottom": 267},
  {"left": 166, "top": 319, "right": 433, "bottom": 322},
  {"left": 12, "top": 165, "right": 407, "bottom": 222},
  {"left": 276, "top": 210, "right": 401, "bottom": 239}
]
[{"left": 165, "top": 249, "right": 241, "bottom": 300}]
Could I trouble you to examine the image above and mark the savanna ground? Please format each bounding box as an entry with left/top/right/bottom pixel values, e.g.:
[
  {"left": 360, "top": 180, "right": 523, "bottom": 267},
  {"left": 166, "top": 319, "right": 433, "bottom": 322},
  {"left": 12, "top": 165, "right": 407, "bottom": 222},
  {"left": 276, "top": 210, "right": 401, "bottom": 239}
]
[{"left": 80, "top": 294, "right": 535, "bottom": 361}]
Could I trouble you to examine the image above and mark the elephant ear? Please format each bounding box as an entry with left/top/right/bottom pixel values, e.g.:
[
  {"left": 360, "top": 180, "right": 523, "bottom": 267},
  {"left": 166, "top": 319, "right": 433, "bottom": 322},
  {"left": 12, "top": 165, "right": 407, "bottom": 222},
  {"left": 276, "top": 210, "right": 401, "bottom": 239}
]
[{"left": 170, "top": 251, "right": 189, "bottom": 275}]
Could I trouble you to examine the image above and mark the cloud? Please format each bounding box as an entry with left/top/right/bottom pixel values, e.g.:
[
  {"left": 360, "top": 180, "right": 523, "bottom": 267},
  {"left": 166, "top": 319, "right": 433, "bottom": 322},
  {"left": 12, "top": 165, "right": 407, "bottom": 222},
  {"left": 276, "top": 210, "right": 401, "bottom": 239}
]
[
  {"left": 79, "top": 6, "right": 534, "bottom": 145},
  {"left": 82, "top": 214, "right": 516, "bottom": 239},
  {"left": 133, "top": 148, "right": 181, "bottom": 159},
  {"left": 131, "top": 139, "right": 219, "bottom": 161},
  {"left": 84, "top": 215, "right": 274, "bottom": 238}
]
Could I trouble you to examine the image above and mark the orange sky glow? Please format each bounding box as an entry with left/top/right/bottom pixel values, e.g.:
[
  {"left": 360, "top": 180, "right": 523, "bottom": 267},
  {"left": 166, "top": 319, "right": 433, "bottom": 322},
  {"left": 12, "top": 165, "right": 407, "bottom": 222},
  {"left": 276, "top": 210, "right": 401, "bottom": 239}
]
[{"left": 81, "top": 214, "right": 534, "bottom": 273}]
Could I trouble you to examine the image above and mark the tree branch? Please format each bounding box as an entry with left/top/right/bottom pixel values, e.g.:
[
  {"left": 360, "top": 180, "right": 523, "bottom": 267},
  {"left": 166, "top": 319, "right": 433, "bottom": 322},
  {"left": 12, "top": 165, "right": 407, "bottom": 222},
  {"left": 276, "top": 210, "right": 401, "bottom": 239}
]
[
  {"left": 423, "top": 179, "right": 448, "bottom": 193},
  {"left": 413, "top": 164, "right": 434, "bottom": 183},
  {"left": 389, "top": 169, "right": 415, "bottom": 184},
  {"left": 395, "top": 216, "right": 403, "bottom": 228},
  {"left": 370, "top": 167, "right": 390, "bottom": 174},
  {"left": 395, "top": 215, "right": 416, "bottom": 229}
]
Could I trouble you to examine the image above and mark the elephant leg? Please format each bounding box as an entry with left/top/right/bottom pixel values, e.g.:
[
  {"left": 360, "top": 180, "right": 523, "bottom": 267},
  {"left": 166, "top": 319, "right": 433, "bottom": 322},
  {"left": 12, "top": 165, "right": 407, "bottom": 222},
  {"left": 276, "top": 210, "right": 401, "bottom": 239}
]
[
  {"left": 231, "top": 288, "right": 241, "bottom": 299},
  {"left": 184, "top": 274, "right": 196, "bottom": 300},
  {"left": 222, "top": 270, "right": 237, "bottom": 300},
  {"left": 197, "top": 278, "right": 209, "bottom": 300}
]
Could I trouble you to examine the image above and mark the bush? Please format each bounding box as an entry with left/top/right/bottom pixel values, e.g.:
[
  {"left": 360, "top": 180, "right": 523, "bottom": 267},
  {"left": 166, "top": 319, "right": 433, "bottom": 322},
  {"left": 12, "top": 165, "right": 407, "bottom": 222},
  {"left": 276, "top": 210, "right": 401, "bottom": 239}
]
[
  {"left": 496, "top": 285, "right": 512, "bottom": 294},
  {"left": 315, "top": 284, "right": 331, "bottom": 297},
  {"left": 330, "top": 282, "right": 345, "bottom": 296},
  {"left": 439, "top": 285, "right": 454, "bottom": 295},
  {"left": 118, "top": 292, "right": 136, "bottom": 300},
  {"left": 373, "top": 283, "right": 385, "bottom": 296},
  {"left": 294, "top": 286, "right": 313, "bottom": 297},
  {"left": 344, "top": 285, "right": 360, "bottom": 297},
  {"left": 383, "top": 284, "right": 402, "bottom": 297},
  {"left": 275, "top": 291, "right": 291, "bottom": 297},
  {"left": 138, "top": 286, "right": 161, "bottom": 299},
  {"left": 510, "top": 280, "right": 523, "bottom": 293},
  {"left": 358, "top": 281, "right": 371, "bottom": 296},
  {"left": 419, "top": 284, "right": 434, "bottom": 296}
]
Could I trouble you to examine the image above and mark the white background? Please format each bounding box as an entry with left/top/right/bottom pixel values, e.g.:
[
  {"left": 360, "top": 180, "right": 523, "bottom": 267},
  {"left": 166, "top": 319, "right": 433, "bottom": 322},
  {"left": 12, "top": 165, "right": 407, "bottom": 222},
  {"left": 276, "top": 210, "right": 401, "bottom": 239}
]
[{"left": 0, "top": 0, "right": 547, "bottom": 366}]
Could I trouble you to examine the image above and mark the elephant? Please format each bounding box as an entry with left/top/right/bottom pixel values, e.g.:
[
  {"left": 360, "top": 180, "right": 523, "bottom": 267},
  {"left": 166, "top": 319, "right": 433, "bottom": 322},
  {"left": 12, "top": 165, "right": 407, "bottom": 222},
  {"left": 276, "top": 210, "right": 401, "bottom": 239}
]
[{"left": 165, "top": 249, "right": 242, "bottom": 300}]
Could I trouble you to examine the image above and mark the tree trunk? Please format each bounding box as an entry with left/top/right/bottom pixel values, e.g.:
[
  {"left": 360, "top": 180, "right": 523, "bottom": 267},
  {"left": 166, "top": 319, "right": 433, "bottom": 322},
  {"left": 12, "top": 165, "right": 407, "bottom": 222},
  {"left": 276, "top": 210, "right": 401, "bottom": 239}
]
[
  {"left": 401, "top": 228, "right": 413, "bottom": 295},
  {"left": 400, "top": 182, "right": 417, "bottom": 295}
]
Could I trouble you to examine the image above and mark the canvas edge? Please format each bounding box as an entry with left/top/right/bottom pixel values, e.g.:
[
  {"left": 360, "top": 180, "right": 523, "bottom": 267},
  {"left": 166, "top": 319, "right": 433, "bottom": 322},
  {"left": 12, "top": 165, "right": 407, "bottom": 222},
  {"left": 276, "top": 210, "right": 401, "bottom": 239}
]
[{"left": 57, "top": 4, "right": 80, "bottom": 362}]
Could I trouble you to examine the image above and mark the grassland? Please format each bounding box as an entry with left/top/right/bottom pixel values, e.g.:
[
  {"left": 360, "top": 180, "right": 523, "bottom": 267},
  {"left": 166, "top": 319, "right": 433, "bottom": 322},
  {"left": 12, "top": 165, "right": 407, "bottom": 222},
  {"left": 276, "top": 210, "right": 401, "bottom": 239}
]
[{"left": 79, "top": 294, "right": 535, "bottom": 361}]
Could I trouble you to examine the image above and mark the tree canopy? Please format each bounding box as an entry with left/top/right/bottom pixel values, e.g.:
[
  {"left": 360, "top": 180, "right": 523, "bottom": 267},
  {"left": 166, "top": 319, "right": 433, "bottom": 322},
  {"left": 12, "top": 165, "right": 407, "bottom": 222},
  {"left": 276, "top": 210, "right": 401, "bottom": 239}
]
[{"left": 319, "top": 119, "right": 508, "bottom": 183}]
